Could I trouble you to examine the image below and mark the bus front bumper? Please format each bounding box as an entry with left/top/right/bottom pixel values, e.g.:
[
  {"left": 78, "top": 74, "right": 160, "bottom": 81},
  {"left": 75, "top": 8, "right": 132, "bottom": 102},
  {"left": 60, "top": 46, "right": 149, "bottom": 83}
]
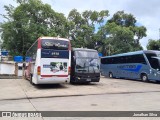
[
  {"left": 74, "top": 77, "right": 100, "bottom": 83},
  {"left": 71, "top": 73, "right": 100, "bottom": 83}
]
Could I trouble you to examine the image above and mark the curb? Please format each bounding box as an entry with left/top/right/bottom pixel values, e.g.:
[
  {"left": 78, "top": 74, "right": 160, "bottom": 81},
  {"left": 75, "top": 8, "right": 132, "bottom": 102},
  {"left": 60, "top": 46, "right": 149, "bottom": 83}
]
[{"left": 0, "top": 76, "right": 22, "bottom": 79}]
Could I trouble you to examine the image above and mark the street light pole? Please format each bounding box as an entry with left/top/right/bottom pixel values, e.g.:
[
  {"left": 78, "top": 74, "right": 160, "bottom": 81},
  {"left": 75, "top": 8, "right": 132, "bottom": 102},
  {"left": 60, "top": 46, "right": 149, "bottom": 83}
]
[
  {"left": 108, "top": 43, "right": 111, "bottom": 56},
  {"left": 159, "top": 28, "right": 160, "bottom": 40}
]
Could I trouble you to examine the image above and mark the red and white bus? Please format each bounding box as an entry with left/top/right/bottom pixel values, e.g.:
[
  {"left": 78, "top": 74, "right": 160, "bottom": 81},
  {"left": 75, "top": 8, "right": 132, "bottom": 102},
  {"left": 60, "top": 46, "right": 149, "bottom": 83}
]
[{"left": 24, "top": 37, "right": 71, "bottom": 84}]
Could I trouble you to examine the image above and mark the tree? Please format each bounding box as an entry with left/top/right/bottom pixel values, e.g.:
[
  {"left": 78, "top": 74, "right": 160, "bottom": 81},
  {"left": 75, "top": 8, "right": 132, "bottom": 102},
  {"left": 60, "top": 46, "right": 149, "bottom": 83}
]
[
  {"left": 0, "top": 0, "right": 67, "bottom": 56},
  {"left": 1, "top": 3, "right": 147, "bottom": 57},
  {"left": 147, "top": 39, "right": 160, "bottom": 50},
  {"left": 67, "top": 9, "right": 109, "bottom": 49},
  {"left": 98, "top": 11, "right": 146, "bottom": 55}
]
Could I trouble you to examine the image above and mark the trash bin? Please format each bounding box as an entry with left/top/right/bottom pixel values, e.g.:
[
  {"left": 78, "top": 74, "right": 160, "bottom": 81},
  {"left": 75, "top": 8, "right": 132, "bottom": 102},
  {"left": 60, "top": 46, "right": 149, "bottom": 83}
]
[
  {"left": 14, "top": 56, "right": 23, "bottom": 62},
  {"left": 17, "top": 63, "right": 23, "bottom": 77}
]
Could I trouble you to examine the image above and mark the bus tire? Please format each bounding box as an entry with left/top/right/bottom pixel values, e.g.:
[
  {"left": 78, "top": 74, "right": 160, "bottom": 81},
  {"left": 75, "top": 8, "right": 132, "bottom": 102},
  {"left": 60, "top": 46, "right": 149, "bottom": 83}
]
[
  {"left": 141, "top": 73, "right": 149, "bottom": 82},
  {"left": 109, "top": 72, "right": 113, "bottom": 78},
  {"left": 70, "top": 80, "right": 75, "bottom": 84},
  {"left": 24, "top": 73, "right": 27, "bottom": 80},
  {"left": 30, "top": 74, "right": 34, "bottom": 85}
]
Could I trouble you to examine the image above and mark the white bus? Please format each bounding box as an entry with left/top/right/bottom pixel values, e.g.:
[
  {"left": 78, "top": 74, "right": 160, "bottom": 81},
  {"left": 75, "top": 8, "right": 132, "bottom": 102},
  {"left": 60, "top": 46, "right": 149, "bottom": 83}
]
[{"left": 24, "top": 37, "right": 71, "bottom": 84}]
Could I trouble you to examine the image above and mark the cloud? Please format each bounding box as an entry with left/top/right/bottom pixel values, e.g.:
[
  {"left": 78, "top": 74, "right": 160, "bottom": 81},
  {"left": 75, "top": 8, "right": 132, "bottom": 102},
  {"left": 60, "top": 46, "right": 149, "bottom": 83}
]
[
  {"left": 0, "top": 0, "right": 17, "bottom": 22},
  {"left": 121, "top": 0, "right": 160, "bottom": 49},
  {"left": 124, "top": 0, "right": 160, "bottom": 17}
]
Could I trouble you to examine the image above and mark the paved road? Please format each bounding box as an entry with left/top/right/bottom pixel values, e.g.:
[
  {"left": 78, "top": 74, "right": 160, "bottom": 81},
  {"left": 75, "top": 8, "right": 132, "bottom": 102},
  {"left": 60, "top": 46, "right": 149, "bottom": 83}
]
[{"left": 1, "top": 77, "right": 160, "bottom": 119}]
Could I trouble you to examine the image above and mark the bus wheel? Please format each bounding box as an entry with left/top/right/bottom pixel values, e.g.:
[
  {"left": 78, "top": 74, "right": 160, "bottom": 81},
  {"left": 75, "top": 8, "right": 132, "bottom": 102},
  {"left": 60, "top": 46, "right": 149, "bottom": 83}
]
[
  {"left": 141, "top": 74, "right": 148, "bottom": 82},
  {"left": 30, "top": 74, "right": 34, "bottom": 85},
  {"left": 109, "top": 72, "right": 113, "bottom": 78},
  {"left": 24, "top": 73, "right": 27, "bottom": 80}
]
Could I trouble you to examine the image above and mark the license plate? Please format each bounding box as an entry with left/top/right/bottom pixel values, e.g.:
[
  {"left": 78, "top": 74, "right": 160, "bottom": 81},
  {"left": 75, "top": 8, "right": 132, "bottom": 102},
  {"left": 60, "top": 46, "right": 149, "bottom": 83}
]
[{"left": 86, "top": 78, "right": 91, "bottom": 81}]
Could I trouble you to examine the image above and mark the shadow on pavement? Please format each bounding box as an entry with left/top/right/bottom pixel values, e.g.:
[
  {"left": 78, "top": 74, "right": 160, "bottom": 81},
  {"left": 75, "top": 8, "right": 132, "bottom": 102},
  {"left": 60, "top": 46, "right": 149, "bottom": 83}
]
[
  {"left": 70, "top": 82, "right": 99, "bottom": 86},
  {"left": 35, "top": 84, "right": 68, "bottom": 89},
  {"left": 109, "top": 77, "right": 160, "bottom": 85}
]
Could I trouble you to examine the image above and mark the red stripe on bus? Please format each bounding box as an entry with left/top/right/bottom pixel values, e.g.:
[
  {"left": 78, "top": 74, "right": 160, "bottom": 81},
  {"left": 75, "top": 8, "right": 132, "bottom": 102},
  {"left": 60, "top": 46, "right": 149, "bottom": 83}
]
[
  {"left": 68, "top": 41, "right": 71, "bottom": 50},
  {"left": 41, "top": 75, "right": 68, "bottom": 77},
  {"left": 38, "top": 38, "right": 41, "bottom": 49}
]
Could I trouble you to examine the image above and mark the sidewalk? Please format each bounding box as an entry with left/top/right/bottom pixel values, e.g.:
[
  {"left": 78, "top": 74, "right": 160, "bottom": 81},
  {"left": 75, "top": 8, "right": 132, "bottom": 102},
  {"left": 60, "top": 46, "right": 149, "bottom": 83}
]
[
  {"left": 0, "top": 75, "right": 22, "bottom": 79},
  {"left": 1, "top": 77, "right": 160, "bottom": 101},
  {"left": 0, "top": 77, "right": 117, "bottom": 100}
]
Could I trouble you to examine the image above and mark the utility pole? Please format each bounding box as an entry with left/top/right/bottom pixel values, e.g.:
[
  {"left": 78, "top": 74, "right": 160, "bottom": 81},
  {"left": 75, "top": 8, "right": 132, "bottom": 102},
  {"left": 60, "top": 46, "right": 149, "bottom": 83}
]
[
  {"left": 159, "top": 28, "right": 160, "bottom": 51},
  {"left": 108, "top": 43, "right": 111, "bottom": 56},
  {"left": 159, "top": 28, "right": 160, "bottom": 40}
]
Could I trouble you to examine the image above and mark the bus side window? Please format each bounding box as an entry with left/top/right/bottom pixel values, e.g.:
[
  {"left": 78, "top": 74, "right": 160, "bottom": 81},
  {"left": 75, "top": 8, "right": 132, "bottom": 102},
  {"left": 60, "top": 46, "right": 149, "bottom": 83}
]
[
  {"left": 134, "top": 54, "right": 147, "bottom": 64},
  {"left": 138, "top": 54, "right": 147, "bottom": 64},
  {"left": 101, "top": 58, "right": 106, "bottom": 64}
]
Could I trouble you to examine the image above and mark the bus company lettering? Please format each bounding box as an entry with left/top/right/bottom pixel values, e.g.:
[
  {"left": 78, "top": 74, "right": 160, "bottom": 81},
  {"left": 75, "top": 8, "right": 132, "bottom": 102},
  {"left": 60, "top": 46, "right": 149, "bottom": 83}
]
[
  {"left": 52, "top": 52, "right": 59, "bottom": 56},
  {"left": 44, "top": 42, "right": 67, "bottom": 47},
  {"left": 117, "top": 65, "right": 136, "bottom": 69},
  {"left": 117, "top": 65, "right": 142, "bottom": 72},
  {"left": 43, "top": 65, "right": 51, "bottom": 68}
]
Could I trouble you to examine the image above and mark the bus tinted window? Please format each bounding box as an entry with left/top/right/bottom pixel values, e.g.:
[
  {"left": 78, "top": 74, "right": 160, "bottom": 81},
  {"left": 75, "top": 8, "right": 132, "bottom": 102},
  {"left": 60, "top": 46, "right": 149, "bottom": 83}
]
[
  {"left": 75, "top": 51, "right": 99, "bottom": 58},
  {"left": 26, "top": 41, "right": 38, "bottom": 61},
  {"left": 101, "top": 54, "right": 146, "bottom": 64},
  {"left": 101, "top": 58, "right": 112, "bottom": 64},
  {"left": 101, "top": 58, "right": 105, "bottom": 64},
  {"left": 41, "top": 39, "right": 69, "bottom": 50},
  {"left": 145, "top": 53, "right": 160, "bottom": 70},
  {"left": 126, "top": 54, "right": 146, "bottom": 64}
]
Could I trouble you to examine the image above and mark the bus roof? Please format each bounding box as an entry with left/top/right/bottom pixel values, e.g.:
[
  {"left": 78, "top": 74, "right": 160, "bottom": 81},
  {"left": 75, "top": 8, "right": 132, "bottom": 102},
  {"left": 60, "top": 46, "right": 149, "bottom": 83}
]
[
  {"left": 39, "top": 37, "right": 70, "bottom": 41},
  {"left": 102, "top": 50, "right": 160, "bottom": 58},
  {"left": 72, "top": 48, "right": 98, "bottom": 52}
]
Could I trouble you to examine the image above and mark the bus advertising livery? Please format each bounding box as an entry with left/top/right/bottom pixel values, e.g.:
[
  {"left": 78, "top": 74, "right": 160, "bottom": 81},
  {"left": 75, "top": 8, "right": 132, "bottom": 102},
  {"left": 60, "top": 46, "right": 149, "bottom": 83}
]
[{"left": 101, "top": 50, "right": 160, "bottom": 82}]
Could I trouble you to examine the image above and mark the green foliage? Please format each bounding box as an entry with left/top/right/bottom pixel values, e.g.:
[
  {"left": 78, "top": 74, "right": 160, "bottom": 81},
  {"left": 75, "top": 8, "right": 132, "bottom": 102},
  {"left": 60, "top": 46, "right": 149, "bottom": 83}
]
[
  {"left": 98, "top": 11, "right": 146, "bottom": 55},
  {"left": 67, "top": 9, "right": 109, "bottom": 49},
  {"left": 1, "top": 0, "right": 67, "bottom": 56},
  {"left": 0, "top": 2, "right": 147, "bottom": 57},
  {"left": 147, "top": 39, "right": 160, "bottom": 50},
  {"left": 108, "top": 11, "right": 137, "bottom": 27},
  {"left": 68, "top": 10, "right": 146, "bottom": 56}
]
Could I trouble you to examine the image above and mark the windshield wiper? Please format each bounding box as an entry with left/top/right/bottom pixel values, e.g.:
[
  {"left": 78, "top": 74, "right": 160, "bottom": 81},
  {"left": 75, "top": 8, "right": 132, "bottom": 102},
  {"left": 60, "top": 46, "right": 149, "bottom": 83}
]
[{"left": 82, "top": 62, "right": 86, "bottom": 73}]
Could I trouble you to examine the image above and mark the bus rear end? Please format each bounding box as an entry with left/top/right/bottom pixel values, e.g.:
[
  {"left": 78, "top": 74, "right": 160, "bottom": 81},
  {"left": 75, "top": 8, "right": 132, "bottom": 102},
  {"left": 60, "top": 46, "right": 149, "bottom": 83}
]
[{"left": 35, "top": 37, "right": 71, "bottom": 84}]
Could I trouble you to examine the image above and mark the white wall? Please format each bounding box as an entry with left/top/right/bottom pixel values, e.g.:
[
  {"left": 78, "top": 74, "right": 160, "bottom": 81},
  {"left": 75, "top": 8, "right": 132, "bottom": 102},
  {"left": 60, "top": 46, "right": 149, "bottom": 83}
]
[{"left": 0, "top": 62, "right": 15, "bottom": 75}]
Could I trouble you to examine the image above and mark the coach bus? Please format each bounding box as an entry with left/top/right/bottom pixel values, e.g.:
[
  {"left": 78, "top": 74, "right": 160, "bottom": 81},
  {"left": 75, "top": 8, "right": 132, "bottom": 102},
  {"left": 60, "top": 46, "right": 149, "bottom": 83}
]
[
  {"left": 24, "top": 37, "right": 71, "bottom": 84},
  {"left": 101, "top": 50, "right": 160, "bottom": 82},
  {"left": 70, "top": 48, "right": 100, "bottom": 83}
]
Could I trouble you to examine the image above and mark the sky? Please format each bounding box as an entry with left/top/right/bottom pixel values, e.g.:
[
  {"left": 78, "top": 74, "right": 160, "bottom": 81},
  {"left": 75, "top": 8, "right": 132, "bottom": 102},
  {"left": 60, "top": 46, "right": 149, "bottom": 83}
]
[{"left": 0, "top": 0, "right": 160, "bottom": 49}]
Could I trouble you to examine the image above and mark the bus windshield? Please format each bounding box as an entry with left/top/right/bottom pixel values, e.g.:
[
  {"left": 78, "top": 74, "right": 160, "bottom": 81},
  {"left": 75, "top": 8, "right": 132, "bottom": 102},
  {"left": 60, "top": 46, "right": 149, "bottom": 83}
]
[
  {"left": 75, "top": 51, "right": 99, "bottom": 58},
  {"left": 76, "top": 58, "right": 100, "bottom": 73},
  {"left": 41, "top": 39, "right": 69, "bottom": 50},
  {"left": 75, "top": 51, "right": 100, "bottom": 73},
  {"left": 145, "top": 53, "right": 160, "bottom": 71}
]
